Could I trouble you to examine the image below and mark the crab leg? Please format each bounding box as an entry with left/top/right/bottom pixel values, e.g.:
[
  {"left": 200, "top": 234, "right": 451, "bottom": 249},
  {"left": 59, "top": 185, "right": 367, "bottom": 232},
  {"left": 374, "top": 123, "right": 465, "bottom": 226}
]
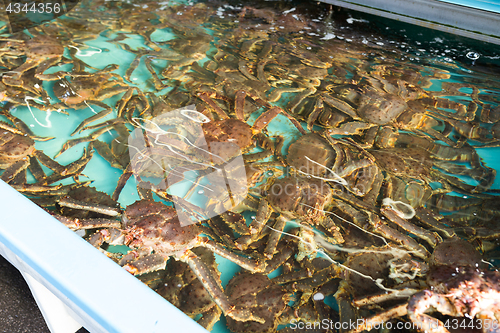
[
  {"left": 51, "top": 214, "right": 121, "bottom": 231},
  {"left": 253, "top": 106, "right": 307, "bottom": 135},
  {"left": 354, "top": 289, "right": 419, "bottom": 307},
  {"left": 55, "top": 125, "right": 114, "bottom": 157},
  {"left": 321, "top": 93, "right": 358, "bottom": 118},
  {"left": 264, "top": 244, "right": 295, "bottom": 274},
  {"left": 33, "top": 58, "right": 69, "bottom": 81},
  {"left": 407, "top": 291, "right": 458, "bottom": 333},
  {"left": 347, "top": 303, "right": 409, "bottom": 333},
  {"left": 200, "top": 238, "right": 266, "bottom": 273},
  {"left": 33, "top": 150, "right": 65, "bottom": 174},
  {"left": 287, "top": 87, "right": 316, "bottom": 114},
  {"left": 306, "top": 97, "right": 323, "bottom": 131},
  {"left": 267, "top": 87, "right": 305, "bottom": 103},
  {"left": 197, "top": 306, "right": 221, "bottom": 331},
  {"left": 72, "top": 100, "right": 115, "bottom": 135},
  {"left": 121, "top": 254, "right": 168, "bottom": 275},
  {"left": 197, "top": 92, "right": 230, "bottom": 120},
  {"left": 368, "top": 210, "right": 429, "bottom": 259},
  {"left": 40, "top": 148, "right": 93, "bottom": 185},
  {"left": 1, "top": 158, "right": 29, "bottom": 183},
  {"left": 0, "top": 120, "right": 27, "bottom": 136},
  {"left": 0, "top": 107, "right": 54, "bottom": 141},
  {"left": 112, "top": 163, "right": 134, "bottom": 202},
  {"left": 116, "top": 87, "right": 150, "bottom": 119},
  {"left": 57, "top": 196, "right": 121, "bottom": 217},
  {"left": 234, "top": 199, "right": 272, "bottom": 250},
  {"left": 381, "top": 206, "right": 442, "bottom": 248},
  {"left": 179, "top": 249, "right": 265, "bottom": 324},
  {"left": 144, "top": 57, "right": 167, "bottom": 91},
  {"left": 264, "top": 215, "right": 287, "bottom": 259},
  {"left": 414, "top": 207, "right": 456, "bottom": 238}
]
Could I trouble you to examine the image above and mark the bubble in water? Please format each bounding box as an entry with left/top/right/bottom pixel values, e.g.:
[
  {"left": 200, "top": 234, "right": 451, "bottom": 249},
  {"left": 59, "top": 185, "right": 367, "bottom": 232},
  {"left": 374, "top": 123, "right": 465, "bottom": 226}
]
[
  {"left": 197, "top": 190, "right": 204, "bottom": 194},
  {"left": 313, "top": 292, "right": 324, "bottom": 301},
  {"left": 267, "top": 171, "right": 274, "bottom": 176},
  {"left": 251, "top": 215, "right": 256, "bottom": 220},
  {"left": 466, "top": 52, "right": 480, "bottom": 60}
]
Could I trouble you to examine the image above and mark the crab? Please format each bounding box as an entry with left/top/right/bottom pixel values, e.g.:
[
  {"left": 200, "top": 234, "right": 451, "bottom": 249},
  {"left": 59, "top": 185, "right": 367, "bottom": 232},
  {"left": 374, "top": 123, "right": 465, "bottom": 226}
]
[
  {"left": 155, "top": 247, "right": 222, "bottom": 331},
  {"left": 232, "top": 173, "right": 346, "bottom": 261},
  {"left": 225, "top": 271, "right": 290, "bottom": 333},
  {"left": 127, "top": 89, "right": 304, "bottom": 206},
  {"left": 0, "top": 68, "right": 51, "bottom": 105},
  {"left": 370, "top": 130, "right": 496, "bottom": 194},
  {"left": 84, "top": 199, "right": 269, "bottom": 324},
  {"left": 0, "top": 33, "right": 66, "bottom": 87},
  {"left": 430, "top": 193, "right": 500, "bottom": 243},
  {"left": 345, "top": 238, "right": 500, "bottom": 333},
  {"left": 286, "top": 132, "right": 380, "bottom": 199},
  {"left": 297, "top": 71, "right": 478, "bottom": 147},
  {"left": 51, "top": 70, "right": 131, "bottom": 136},
  {"left": 408, "top": 241, "right": 500, "bottom": 333},
  {"left": 272, "top": 245, "right": 341, "bottom": 309},
  {"left": 335, "top": 245, "right": 428, "bottom": 312},
  {"left": 0, "top": 122, "right": 86, "bottom": 185}
]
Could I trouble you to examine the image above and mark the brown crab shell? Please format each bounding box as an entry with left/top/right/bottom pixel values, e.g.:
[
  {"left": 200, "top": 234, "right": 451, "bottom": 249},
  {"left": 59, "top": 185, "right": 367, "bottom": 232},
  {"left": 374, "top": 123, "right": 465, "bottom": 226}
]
[
  {"left": 266, "top": 176, "right": 332, "bottom": 223},
  {"left": 123, "top": 200, "right": 200, "bottom": 254},
  {"left": 202, "top": 118, "right": 254, "bottom": 161},
  {"left": 25, "top": 35, "right": 64, "bottom": 59},
  {"left": 226, "top": 272, "right": 288, "bottom": 333},
  {"left": 286, "top": 133, "right": 336, "bottom": 177},
  {"left": 0, "top": 131, "right": 35, "bottom": 168}
]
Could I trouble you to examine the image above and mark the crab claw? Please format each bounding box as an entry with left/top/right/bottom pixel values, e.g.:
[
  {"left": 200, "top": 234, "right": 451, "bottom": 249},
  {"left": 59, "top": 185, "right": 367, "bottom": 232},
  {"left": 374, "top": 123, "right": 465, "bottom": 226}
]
[{"left": 227, "top": 306, "right": 265, "bottom": 324}]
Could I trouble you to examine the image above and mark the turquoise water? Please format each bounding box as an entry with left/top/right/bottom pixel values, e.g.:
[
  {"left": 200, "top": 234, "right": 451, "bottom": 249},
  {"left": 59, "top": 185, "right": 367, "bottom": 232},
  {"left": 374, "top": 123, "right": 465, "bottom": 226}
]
[{"left": 2, "top": 0, "right": 500, "bottom": 332}]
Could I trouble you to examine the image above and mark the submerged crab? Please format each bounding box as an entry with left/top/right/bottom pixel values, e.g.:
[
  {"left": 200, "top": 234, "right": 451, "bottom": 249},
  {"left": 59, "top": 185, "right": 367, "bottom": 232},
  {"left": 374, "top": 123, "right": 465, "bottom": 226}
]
[
  {"left": 0, "top": 122, "right": 88, "bottom": 185},
  {"left": 347, "top": 239, "right": 500, "bottom": 333},
  {"left": 298, "top": 70, "right": 477, "bottom": 146},
  {"left": 52, "top": 70, "right": 131, "bottom": 136},
  {"left": 225, "top": 271, "right": 290, "bottom": 333},
  {"left": 0, "top": 33, "right": 66, "bottom": 86},
  {"left": 155, "top": 247, "right": 222, "bottom": 331},
  {"left": 87, "top": 199, "right": 267, "bottom": 324},
  {"left": 408, "top": 241, "right": 500, "bottom": 333}
]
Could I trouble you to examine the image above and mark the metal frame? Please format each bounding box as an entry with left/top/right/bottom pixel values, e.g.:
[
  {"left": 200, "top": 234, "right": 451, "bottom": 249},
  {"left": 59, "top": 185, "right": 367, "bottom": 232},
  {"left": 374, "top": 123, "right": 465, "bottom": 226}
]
[{"left": 318, "top": 0, "right": 500, "bottom": 45}]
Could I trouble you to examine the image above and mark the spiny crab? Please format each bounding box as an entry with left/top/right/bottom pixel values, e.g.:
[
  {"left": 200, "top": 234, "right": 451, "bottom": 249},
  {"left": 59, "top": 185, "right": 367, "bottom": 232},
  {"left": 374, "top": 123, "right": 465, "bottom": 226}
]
[
  {"left": 0, "top": 121, "right": 81, "bottom": 184},
  {"left": 347, "top": 239, "right": 500, "bottom": 333},
  {"left": 128, "top": 89, "right": 305, "bottom": 214},
  {"left": 155, "top": 247, "right": 222, "bottom": 331},
  {"left": 408, "top": 240, "right": 500, "bottom": 333},
  {"left": 80, "top": 199, "right": 268, "bottom": 324},
  {"left": 0, "top": 33, "right": 66, "bottom": 87},
  {"left": 225, "top": 271, "right": 290, "bottom": 333},
  {"left": 300, "top": 70, "right": 477, "bottom": 147},
  {"left": 51, "top": 69, "right": 131, "bottom": 136}
]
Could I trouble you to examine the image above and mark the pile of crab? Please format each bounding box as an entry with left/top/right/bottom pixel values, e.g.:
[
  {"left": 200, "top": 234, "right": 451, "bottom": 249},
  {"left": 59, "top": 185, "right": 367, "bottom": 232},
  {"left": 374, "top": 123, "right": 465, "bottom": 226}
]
[{"left": 1, "top": 1, "right": 500, "bottom": 333}]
